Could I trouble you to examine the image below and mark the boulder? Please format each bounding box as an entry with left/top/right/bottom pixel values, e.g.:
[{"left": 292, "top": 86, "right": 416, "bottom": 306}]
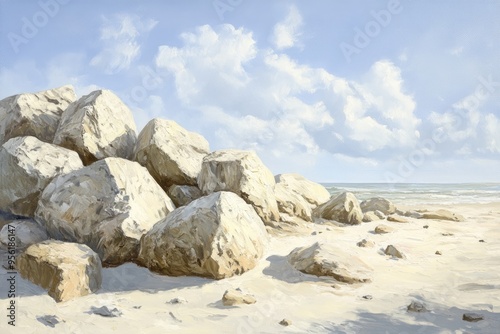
[
  {"left": 387, "top": 215, "right": 409, "bottom": 223},
  {"left": 197, "top": 150, "right": 280, "bottom": 225},
  {"left": 167, "top": 185, "right": 202, "bottom": 207},
  {"left": 134, "top": 119, "right": 210, "bottom": 188},
  {"left": 274, "top": 173, "right": 330, "bottom": 207},
  {"left": 53, "top": 90, "right": 137, "bottom": 165},
  {"left": 138, "top": 192, "right": 268, "bottom": 279},
  {"left": 360, "top": 197, "right": 396, "bottom": 215},
  {"left": 287, "top": 242, "right": 371, "bottom": 284},
  {"left": 362, "top": 211, "right": 381, "bottom": 222},
  {"left": 421, "top": 209, "right": 465, "bottom": 222},
  {"left": 407, "top": 301, "right": 428, "bottom": 313},
  {"left": 384, "top": 245, "right": 405, "bottom": 259},
  {"left": 374, "top": 224, "right": 393, "bottom": 234},
  {"left": 357, "top": 239, "right": 375, "bottom": 248},
  {"left": 17, "top": 240, "right": 102, "bottom": 302},
  {"left": 35, "top": 158, "right": 175, "bottom": 266},
  {"left": 0, "top": 85, "right": 76, "bottom": 145},
  {"left": 274, "top": 183, "right": 312, "bottom": 222},
  {"left": 0, "top": 136, "right": 83, "bottom": 216},
  {"left": 222, "top": 289, "right": 257, "bottom": 306},
  {"left": 313, "top": 192, "right": 363, "bottom": 225},
  {"left": 462, "top": 313, "right": 484, "bottom": 322},
  {"left": 0, "top": 219, "right": 48, "bottom": 250}
]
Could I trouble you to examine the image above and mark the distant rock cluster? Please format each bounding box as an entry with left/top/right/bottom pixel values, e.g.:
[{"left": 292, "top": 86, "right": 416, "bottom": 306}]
[{"left": 0, "top": 86, "right": 466, "bottom": 303}]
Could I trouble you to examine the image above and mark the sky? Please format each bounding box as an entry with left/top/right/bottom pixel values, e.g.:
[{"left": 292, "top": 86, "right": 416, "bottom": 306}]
[{"left": 1, "top": 0, "right": 499, "bottom": 183}]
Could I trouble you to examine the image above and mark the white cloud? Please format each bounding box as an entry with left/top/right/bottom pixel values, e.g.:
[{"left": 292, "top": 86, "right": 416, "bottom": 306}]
[
  {"left": 271, "top": 5, "right": 303, "bottom": 50},
  {"left": 91, "top": 14, "right": 157, "bottom": 74}
]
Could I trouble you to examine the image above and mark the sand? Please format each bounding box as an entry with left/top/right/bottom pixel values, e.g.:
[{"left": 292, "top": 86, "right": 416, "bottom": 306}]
[{"left": 1, "top": 201, "right": 499, "bottom": 333}]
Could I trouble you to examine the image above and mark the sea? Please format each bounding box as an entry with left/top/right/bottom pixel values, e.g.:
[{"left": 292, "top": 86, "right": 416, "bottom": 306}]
[{"left": 322, "top": 183, "right": 500, "bottom": 206}]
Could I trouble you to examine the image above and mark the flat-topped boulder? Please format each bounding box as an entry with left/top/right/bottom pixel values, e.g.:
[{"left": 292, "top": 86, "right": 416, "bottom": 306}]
[
  {"left": 17, "top": 240, "right": 102, "bottom": 302},
  {"left": 0, "top": 85, "right": 76, "bottom": 145},
  {"left": 134, "top": 119, "right": 210, "bottom": 189},
  {"left": 53, "top": 89, "right": 137, "bottom": 165},
  {"left": 360, "top": 197, "right": 396, "bottom": 215},
  {"left": 197, "top": 150, "right": 280, "bottom": 226},
  {"left": 274, "top": 173, "right": 330, "bottom": 207},
  {"left": 35, "top": 158, "right": 175, "bottom": 266},
  {"left": 138, "top": 192, "right": 268, "bottom": 279},
  {"left": 0, "top": 136, "right": 83, "bottom": 217},
  {"left": 313, "top": 192, "right": 363, "bottom": 225},
  {"left": 421, "top": 209, "right": 465, "bottom": 222}
]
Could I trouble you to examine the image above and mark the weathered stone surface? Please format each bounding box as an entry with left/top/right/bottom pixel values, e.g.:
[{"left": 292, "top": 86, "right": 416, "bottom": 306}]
[
  {"left": 384, "top": 245, "right": 405, "bottom": 259},
  {"left": 53, "top": 90, "right": 137, "bottom": 165},
  {"left": 0, "top": 136, "right": 83, "bottom": 216},
  {"left": 279, "top": 319, "right": 292, "bottom": 326},
  {"left": 287, "top": 242, "right": 371, "bottom": 284},
  {"left": 138, "top": 192, "right": 268, "bottom": 279},
  {"left": 274, "top": 173, "right": 330, "bottom": 207},
  {"left": 274, "top": 183, "right": 312, "bottom": 222},
  {"left": 422, "top": 209, "right": 465, "bottom": 222},
  {"left": 222, "top": 289, "right": 257, "bottom": 306},
  {"left": 313, "top": 192, "right": 363, "bottom": 225},
  {"left": 387, "top": 215, "right": 409, "bottom": 223},
  {"left": 0, "top": 85, "right": 76, "bottom": 145},
  {"left": 362, "top": 211, "right": 381, "bottom": 222},
  {"left": 374, "top": 224, "right": 393, "bottom": 234},
  {"left": 407, "top": 301, "right": 428, "bottom": 313},
  {"left": 462, "top": 312, "right": 484, "bottom": 322},
  {"left": 360, "top": 197, "right": 396, "bottom": 215},
  {"left": 17, "top": 240, "right": 102, "bottom": 302},
  {"left": 35, "top": 158, "right": 175, "bottom": 266},
  {"left": 134, "top": 119, "right": 210, "bottom": 188},
  {"left": 0, "top": 219, "right": 48, "bottom": 250},
  {"left": 198, "top": 150, "right": 280, "bottom": 225},
  {"left": 357, "top": 239, "right": 375, "bottom": 248},
  {"left": 167, "top": 185, "right": 202, "bottom": 207}
]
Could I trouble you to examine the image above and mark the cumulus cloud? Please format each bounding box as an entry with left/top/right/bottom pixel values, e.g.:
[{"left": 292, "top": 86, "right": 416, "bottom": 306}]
[
  {"left": 91, "top": 14, "right": 158, "bottom": 74},
  {"left": 271, "top": 5, "right": 303, "bottom": 50}
]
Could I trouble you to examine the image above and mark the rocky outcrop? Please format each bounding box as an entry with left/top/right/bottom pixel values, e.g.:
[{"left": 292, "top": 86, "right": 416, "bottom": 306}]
[
  {"left": 53, "top": 90, "right": 137, "bottom": 165},
  {"left": 0, "top": 85, "right": 76, "bottom": 145},
  {"left": 17, "top": 240, "right": 102, "bottom": 302},
  {"left": 0, "top": 219, "right": 48, "bottom": 250},
  {"left": 274, "top": 183, "right": 312, "bottom": 222},
  {"left": 35, "top": 158, "right": 175, "bottom": 266},
  {"left": 197, "top": 150, "right": 280, "bottom": 225},
  {"left": 421, "top": 209, "right": 465, "bottom": 222},
  {"left": 0, "top": 136, "right": 83, "bottom": 217},
  {"left": 274, "top": 173, "right": 330, "bottom": 207},
  {"left": 287, "top": 242, "right": 372, "bottom": 284},
  {"left": 138, "top": 192, "right": 268, "bottom": 279},
  {"left": 360, "top": 197, "right": 396, "bottom": 215},
  {"left": 313, "top": 192, "right": 363, "bottom": 225},
  {"left": 134, "top": 119, "right": 210, "bottom": 188},
  {"left": 167, "top": 185, "right": 202, "bottom": 207},
  {"left": 222, "top": 289, "right": 257, "bottom": 306}
]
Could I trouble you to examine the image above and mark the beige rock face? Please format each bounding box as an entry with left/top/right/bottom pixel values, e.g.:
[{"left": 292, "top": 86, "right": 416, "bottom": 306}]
[
  {"left": 374, "top": 224, "right": 393, "bottom": 234},
  {"left": 274, "top": 183, "right": 312, "bottom": 222},
  {"left": 17, "top": 240, "right": 102, "bottom": 302},
  {"left": 288, "top": 242, "right": 371, "bottom": 284},
  {"left": 362, "top": 211, "right": 381, "bottom": 222},
  {"left": 35, "top": 158, "right": 175, "bottom": 266},
  {"left": 0, "top": 85, "right": 76, "bottom": 145},
  {"left": 134, "top": 119, "right": 210, "bottom": 188},
  {"left": 360, "top": 197, "right": 396, "bottom": 215},
  {"left": 197, "top": 150, "right": 280, "bottom": 226},
  {"left": 222, "top": 289, "right": 257, "bottom": 306},
  {"left": 0, "top": 136, "right": 83, "bottom": 217},
  {"left": 0, "top": 219, "right": 48, "bottom": 250},
  {"left": 313, "top": 192, "right": 363, "bottom": 225},
  {"left": 274, "top": 173, "right": 330, "bottom": 207},
  {"left": 385, "top": 245, "right": 405, "bottom": 259},
  {"left": 53, "top": 90, "right": 137, "bottom": 165},
  {"left": 138, "top": 192, "right": 268, "bottom": 279},
  {"left": 167, "top": 185, "right": 202, "bottom": 207},
  {"left": 422, "top": 209, "right": 465, "bottom": 222}
]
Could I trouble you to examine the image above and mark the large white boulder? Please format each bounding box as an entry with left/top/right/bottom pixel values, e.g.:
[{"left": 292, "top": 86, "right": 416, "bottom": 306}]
[
  {"left": 287, "top": 242, "right": 371, "bottom": 284},
  {"left": 138, "top": 191, "right": 268, "bottom": 279},
  {"left": 274, "top": 183, "right": 312, "bottom": 222},
  {"left": 35, "top": 158, "right": 175, "bottom": 266},
  {"left": 0, "top": 85, "right": 76, "bottom": 145},
  {"left": 274, "top": 173, "right": 330, "bottom": 207},
  {"left": 134, "top": 119, "right": 210, "bottom": 188},
  {"left": 313, "top": 192, "right": 363, "bottom": 225},
  {"left": 360, "top": 197, "right": 396, "bottom": 215},
  {"left": 197, "top": 150, "right": 280, "bottom": 226},
  {"left": 53, "top": 90, "right": 137, "bottom": 165},
  {"left": 0, "top": 136, "right": 83, "bottom": 217},
  {"left": 17, "top": 240, "right": 102, "bottom": 302}
]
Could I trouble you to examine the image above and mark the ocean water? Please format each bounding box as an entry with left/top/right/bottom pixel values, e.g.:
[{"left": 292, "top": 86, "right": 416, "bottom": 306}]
[{"left": 322, "top": 183, "right": 500, "bottom": 206}]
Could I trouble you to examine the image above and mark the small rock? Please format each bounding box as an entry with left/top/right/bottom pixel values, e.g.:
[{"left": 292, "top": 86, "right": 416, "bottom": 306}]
[
  {"left": 362, "top": 211, "right": 380, "bottom": 222},
  {"left": 168, "top": 297, "right": 188, "bottom": 304},
  {"left": 387, "top": 215, "right": 409, "bottom": 223},
  {"left": 279, "top": 319, "right": 292, "bottom": 326},
  {"left": 423, "top": 225, "right": 429, "bottom": 229},
  {"left": 169, "top": 311, "right": 182, "bottom": 323},
  {"left": 362, "top": 295, "right": 373, "bottom": 300},
  {"left": 479, "top": 239, "right": 485, "bottom": 243},
  {"left": 442, "top": 233, "right": 454, "bottom": 236},
  {"left": 407, "top": 301, "right": 428, "bottom": 313},
  {"left": 331, "top": 284, "right": 340, "bottom": 289},
  {"left": 133, "top": 306, "right": 142, "bottom": 309},
  {"left": 311, "top": 231, "right": 318, "bottom": 235},
  {"left": 90, "top": 306, "right": 122, "bottom": 317},
  {"left": 384, "top": 245, "right": 405, "bottom": 259},
  {"left": 435, "top": 251, "right": 442, "bottom": 255},
  {"left": 422, "top": 209, "right": 464, "bottom": 222},
  {"left": 462, "top": 313, "right": 484, "bottom": 322},
  {"left": 374, "top": 224, "right": 393, "bottom": 234},
  {"left": 37, "top": 315, "right": 64, "bottom": 328},
  {"left": 222, "top": 289, "right": 257, "bottom": 306},
  {"left": 357, "top": 239, "right": 375, "bottom": 248}
]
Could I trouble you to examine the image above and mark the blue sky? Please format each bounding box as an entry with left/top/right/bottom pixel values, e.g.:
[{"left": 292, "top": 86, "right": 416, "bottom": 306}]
[{"left": 1, "top": 0, "right": 499, "bottom": 183}]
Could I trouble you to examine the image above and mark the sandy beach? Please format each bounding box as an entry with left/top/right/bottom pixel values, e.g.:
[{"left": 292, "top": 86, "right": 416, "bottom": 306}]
[{"left": 1, "top": 201, "right": 499, "bottom": 334}]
